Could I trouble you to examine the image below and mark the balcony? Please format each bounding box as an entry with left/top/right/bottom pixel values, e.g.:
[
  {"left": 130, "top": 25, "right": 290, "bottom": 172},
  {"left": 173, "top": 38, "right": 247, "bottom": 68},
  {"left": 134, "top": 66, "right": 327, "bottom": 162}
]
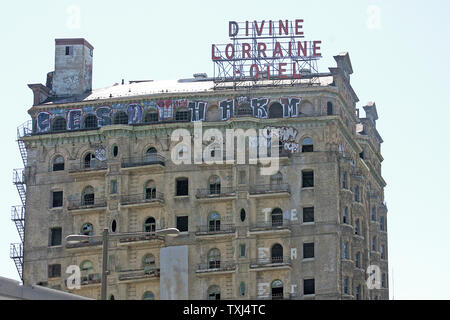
[
  {"left": 120, "top": 192, "right": 164, "bottom": 208},
  {"left": 195, "top": 187, "right": 236, "bottom": 201},
  {"left": 80, "top": 273, "right": 101, "bottom": 286},
  {"left": 249, "top": 220, "right": 292, "bottom": 235},
  {"left": 118, "top": 234, "right": 164, "bottom": 247},
  {"left": 196, "top": 261, "right": 236, "bottom": 276},
  {"left": 250, "top": 256, "right": 292, "bottom": 271},
  {"left": 67, "top": 198, "right": 107, "bottom": 213},
  {"left": 68, "top": 160, "right": 107, "bottom": 177},
  {"left": 66, "top": 240, "right": 103, "bottom": 251},
  {"left": 118, "top": 267, "right": 160, "bottom": 283},
  {"left": 249, "top": 184, "right": 290, "bottom": 198},
  {"left": 195, "top": 224, "right": 236, "bottom": 238},
  {"left": 121, "top": 154, "right": 166, "bottom": 172}
]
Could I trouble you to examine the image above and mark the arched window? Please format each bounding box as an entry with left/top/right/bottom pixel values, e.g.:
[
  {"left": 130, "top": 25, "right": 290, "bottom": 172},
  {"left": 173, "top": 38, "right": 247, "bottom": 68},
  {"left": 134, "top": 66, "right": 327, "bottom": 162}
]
[
  {"left": 208, "top": 248, "right": 221, "bottom": 269},
  {"left": 175, "top": 109, "right": 190, "bottom": 122},
  {"left": 299, "top": 101, "right": 314, "bottom": 116},
  {"left": 142, "top": 254, "right": 155, "bottom": 270},
  {"left": 82, "top": 186, "right": 94, "bottom": 205},
  {"left": 268, "top": 102, "right": 283, "bottom": 118},
  {"left": 301, "top": 137, "right": 314, "bottom": 152},
  {"left": 84, "top": 153, "right": 96, "bottom": 168},
  {"left": 112, "top": 145, "right": 119, "bottom": 157},
  {"left": 209, "top": 175, "right": 220, "bottom": 195},
  {"left": 146, "top": 147, "right": 157, "bottom": 154},
  {"left": 142, "top": 291, "right": 155, "bottom": 300},
  {"left": 145, "top": 180, "right": 156, "bottom": 200},
  {"left": 111, "top": 219, "right": 117, "bottom": 233},
  {"left": 81, "top": 223, "right": 94, "bottom": 236},
  {"left": 207, "top": 285, "right": 220, "bottom": 300},
  {"left": 80, "top": 260, "right": 93, "bottom": 273},
  {"left": 113, "top": 111, "right": 128, "bottom": 125},
  {"left": 52, "top": 117, "right": 66, "bottom": 132},
  {"left": 270, "top": 172, "right": 283, "bottom": 186},
  {"left": 84, "top": 114, "right": 98, "bottom": 129},
  {"left": 208, "top": 212, "right": 221, "bottom": 232},
  {"left": 240, "top": 209, "right": 246, "bottom": 222},
  {"left": 271, "top": 208, "right": 283, "bottom": 227},
  {"left": 271, "top": 280, "right": 283, "bottom": 300},
  {"left": 53, "top": 156, "right": 65, "bottom": 171},
  {"left": 271, "top": 243, "right": 283, "bottom": 263},
  {"left": 327, "top": 102, "right": 333, "bottom": 115},
  {"left": 144, "top": 217, "right": 156, "bottom": 233},
  {"left": 236, "top": 103, "right": 253, "bottom": 116},
  {"left": 144, "top": 110, "right": 158, "bottom": 123}
]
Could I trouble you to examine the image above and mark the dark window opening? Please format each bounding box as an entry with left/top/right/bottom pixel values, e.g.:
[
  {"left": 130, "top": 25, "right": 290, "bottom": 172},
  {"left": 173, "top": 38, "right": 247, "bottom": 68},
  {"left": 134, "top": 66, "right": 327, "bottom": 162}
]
[
  {"left": 302, "top": 171, "right": 314, "bottom": 188},
  {"left": 113, "top": 146, "right": 118, "bottom": 157},
  {"left": 53, "top": 156, "right": 65, "bottom": 171},
  {"left": 146, "top": 187, "right": 156, "bottom": 199},
  {"left": 49, "top": 227, "right": 62, "bottom": 246},
  {"left": 111, "top": 220, "right": 117, "bottom": 233},
  {"left": 52, "top": 191, "right": 63, "bottom": 208},
  {"left": 176, "top": 178, "right": 189, "bottom": 196},
  {"left": 327, "top": 102, "right": 333, "bottom": 115},
  {"left": 48, "top": 264, "right": 61, "bottom": 278},
  {"left": 303, "top": 207, "right": 314, "bottom": 223},
  {"left": 304, "top": 279, "right": 315, "bottom": 295},
  {"left": 84, "top": 153, "right": 96, "bottom": 168},
  {"left": 65, "top": 46, "right": 73, "bottom": 56},
  {"left": 144, "top": 112, "right": 159, "bottom": 123},
  {"left": 240, "top": 209, "right": 246, "bottom": 222},
  {"left": 209, "top": 176, "right": 220, "bottom": 195},
  {"left": 175, "top": 110, "right": 190, "bottom": 122},
  {"left": 144, "top": 217, "right": 155, "bottom": 233},
  {"left": 237, "top": 104, "right": 253, "bottom": 116},
  {"left": 271, "top": 280, "right": 284, "bottom": 300},
  {"left": 82, "top": 187, "right": 94, "bottom": 205},
  {"left": 271, "top": 244, "right": 283, "bottom": 263},
  {"left": 268, "top": 102, "right": 283, "bottom": 118},
  {"left": 177, "top": 216, "right": 188, "bottom": 232},
  {"left": 303, "top": 242, "right": 314, "bottom": 259},
  {"left": 52, "top": 117, "right": 66, "bottom": 132},
  {"left": 240, "top": 244, "right": 246, "bottom": 257},
  {"left": 271, "top": 208, "right": 283, "bottom": 227},
  {"left": 208, "top": 213, "right": 221, "bottom": 232},
  {"left": 113, "top": 111, "right": 128, "bottom": 125},
  {"left": 84, "top": 115, "right": 98, "bottom": 129},
  {"left": 301, "top": 138, "right": 314, "bottom": 152}
]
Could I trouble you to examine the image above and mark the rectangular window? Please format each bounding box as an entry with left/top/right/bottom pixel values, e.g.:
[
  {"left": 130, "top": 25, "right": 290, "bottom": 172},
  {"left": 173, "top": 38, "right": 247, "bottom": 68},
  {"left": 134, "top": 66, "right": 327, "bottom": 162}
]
[
  {"left": 239, "top": 171, "right": 246, "bottom": 184},
  {"left": 344, "top": 277, "right": 349, "bottom": 294},
  {"left": 48, "top": 264, "right": 61, "bottom": 278},
  {"left": 355, "top": 285, "right": 361, "bottom": 300},
  {"left": 302, "top": 207, "right": 314, "bottom": 223},
  {"left": 303, "top": 279, "right": 315, "bottom": 295},
  {"left": 303, "top": 242, "right": 314, "bottom": 259},
  {"left": 52, "top": 191, "right": 63, "bottom": 208},
  {"left": 381, "top": 245, "right": 386, "bottom": 259},
  {"left": 176, "top": 178, "right": 189, "bottom": 196},
  {"left": 240, "top": 244, "right": 246, "bottom": 257},
  {"left": 49, "top": 227, "right": 62, "bottom": 246},
  {"left": 342, "top": 172, "right": 347, "bottom": 189},
  {"left": 302, "top": 171, "right": 314, "bottom": 188},
  {"left": 380, "top": 216, "right": 385, "bottom": 231},
  {"left": 176, "top": 216, "right": 188, "bottom": 232},
  {"left": 65, "top": 46, "right": 73, "bottom": 56},
  {"left": 343, "top": 242, "right": 349, "bottom": 259},
  {"left": 110, "top": 180, "right": 117, "bottom": 194}
]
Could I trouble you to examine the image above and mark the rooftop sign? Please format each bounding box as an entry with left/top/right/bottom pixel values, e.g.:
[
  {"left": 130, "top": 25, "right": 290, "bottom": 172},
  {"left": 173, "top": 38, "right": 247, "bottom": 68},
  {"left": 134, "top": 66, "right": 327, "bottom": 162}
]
[{"left": 211, "top": 20, "right": 322, "bottom": 84}]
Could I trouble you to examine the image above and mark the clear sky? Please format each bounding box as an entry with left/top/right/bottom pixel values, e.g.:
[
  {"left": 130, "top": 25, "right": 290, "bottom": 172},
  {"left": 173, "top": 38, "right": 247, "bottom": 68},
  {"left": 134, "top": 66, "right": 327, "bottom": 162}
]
[{"left": 0, "top": 0, "right": 449, "bottom": 300}]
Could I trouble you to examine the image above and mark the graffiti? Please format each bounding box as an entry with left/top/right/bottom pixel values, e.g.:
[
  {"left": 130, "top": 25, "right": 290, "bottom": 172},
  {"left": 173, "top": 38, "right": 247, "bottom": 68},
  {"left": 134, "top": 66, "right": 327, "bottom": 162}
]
[
  {"left": 264, "top": 126, "right": 299, "bottom": 153},
  {"left": 67, "top": 109, "right": 83, "bottom": 130},
  {"left": 251, "top": 98, "right": 269, "bottom": 118},
  {"left": 96, "top": 106, "right": 112, "bottom": 127},
  {"left": 127, "top": 103, "right": 143, "bottom": 124},
  {"left": 280, "top": 97, "right": 301, "bottom": 117},
  {"left": 156, "top": 100, "right": 173, "bottom": 120},
  {"left": 95, "top": 146, "right": 107, "bottom": 161},
  {"left": 173, "top": 99, "right": 188, "bottom": 109},
  {"left": 37, "top": 111, "right": 52, "bottom": 133},
  {"left": 188, "top": 101, "right": 207, "bottom": 121},
  {"left": 219, "top": 99, "right": 234, "bottom": 120}
]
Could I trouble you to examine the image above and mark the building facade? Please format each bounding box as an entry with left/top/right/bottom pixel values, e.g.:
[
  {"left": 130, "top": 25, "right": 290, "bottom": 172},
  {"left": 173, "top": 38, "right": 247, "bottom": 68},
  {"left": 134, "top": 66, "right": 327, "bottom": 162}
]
[{"left": 11, "top": 38, "right": 389, "bottom": 300}]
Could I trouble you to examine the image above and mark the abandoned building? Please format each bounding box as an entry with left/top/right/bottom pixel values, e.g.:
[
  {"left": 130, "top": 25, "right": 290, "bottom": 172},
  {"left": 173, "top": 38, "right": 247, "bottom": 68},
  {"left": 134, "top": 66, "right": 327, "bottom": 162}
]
[{"left": 11, "top": 38, "right": 389, "bottom": 300}]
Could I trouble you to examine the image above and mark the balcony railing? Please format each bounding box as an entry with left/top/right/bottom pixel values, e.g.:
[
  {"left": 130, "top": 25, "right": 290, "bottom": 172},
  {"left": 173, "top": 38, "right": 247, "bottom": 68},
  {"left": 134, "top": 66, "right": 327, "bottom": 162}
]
[
  {"left": 120, "top": 192, "right": 165, "bottom": 206},
  {"left": 121, "top": 154, "right": 166, "bottom": 168},
  {"left": 250, "top": 219, "right": 292, "bottom": 231},
  {"left": 67, "top": 198, "right": 107, "bottom": 210},
  {"left": 81, "top": 273, "right": 101, "bottom": 285},
  {"left": 69, "top": 160, "right": 108, "bottom": 173},
  {"left": 249, "top": 184, "right": 290, "bottom": 195},
  {"left": 196, "top": 187, "right": 236, "bottom": 199},
  {"left": 196, "top": 261, "right": 236, "bottom": 273},
  {"left": 250, "top": 256, "right": 292, "bottom": 268},
  {"left": 17, "top": 120, "right": 32, "bottom": 139},
  {"left": 119, "top": 234, "right": 164, "bottom": 244},
  {"left": 119, "top": 267, "right": 160, "bottom": 281},
  {"left": 66, "top": 239, "right": 103, "bottom": 249},
  {"left": 196, "top": 224, "right": 236, "bottom": 235}
]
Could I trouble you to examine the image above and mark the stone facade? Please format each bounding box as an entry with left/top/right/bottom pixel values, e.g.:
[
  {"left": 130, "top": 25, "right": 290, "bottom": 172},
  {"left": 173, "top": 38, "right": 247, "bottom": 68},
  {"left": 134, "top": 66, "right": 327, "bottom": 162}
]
[{"left": 14, "top": 40, "right": 388, "bottom": 300}]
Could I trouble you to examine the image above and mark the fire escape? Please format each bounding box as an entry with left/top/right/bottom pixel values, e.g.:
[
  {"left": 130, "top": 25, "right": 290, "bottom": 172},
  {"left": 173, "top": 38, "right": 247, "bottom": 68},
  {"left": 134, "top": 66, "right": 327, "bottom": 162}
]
[{"left": 11, "top": 120, "right": 32, "bottom": 281}]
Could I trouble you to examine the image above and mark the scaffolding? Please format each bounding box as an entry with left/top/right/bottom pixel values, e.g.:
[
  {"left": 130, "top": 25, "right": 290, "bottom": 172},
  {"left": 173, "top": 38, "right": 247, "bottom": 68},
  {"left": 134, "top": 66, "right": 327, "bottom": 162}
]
[{"left": 11, "top": 120, "right": 31, "bottom": 281}]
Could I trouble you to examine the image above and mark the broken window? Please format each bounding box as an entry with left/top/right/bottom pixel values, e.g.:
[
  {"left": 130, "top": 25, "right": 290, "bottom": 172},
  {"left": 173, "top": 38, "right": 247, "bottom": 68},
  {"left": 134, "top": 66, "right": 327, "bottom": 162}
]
[
  {"left": 53, "top": 156, "right": 65, "bottom": 171},
  {"left": 301, "top": 137, "right": 314, "bottom": 152},
  {"left": 271, "top": 243, "right": 283, "bottom": 263},
  {"left": 52, "top": 117, "right": 66, "bottom": 132},
  {"left": 177, "top": 216, "right": 188, "bottom": 232},
  {"left": 49, "top": 227, "right": 62, "bottom": 246},
  {"left": 52, "top": 191, "right": 63, "bottom": 208},
  {"left": 208, "top": 212, "right": 220, "bottom": 232},
  {"left": 303, "top": 207, "right": 314, "bottom": 223},
  {"left": 144, "top": 217, "right": 156, "bottom": 233},
  {"left": 84, "top": 153, "right": 96, "bottom": 168},
  {"left": 207, "top": 285, "right": 220, "bottom": 300},
  {"left": 303, "top": 242, "right": 314, "bottom": 259},
  {"left": 48, "top": 264, "right": 61, "bottom": 278},
  {"left": 82, "top": 186, "right": 95, "bottom": 205},
  {"left": 113, "top": 111, "right": 128, "bottom": 125},
  {"left": 208, "top": 248, "right": 221, "bottom": 269},
  {"left": 176, "top": 178, "right": 189, "bottom": 196},
  {"left": 271, "top": 208, "right": 283, "bottom": 227},
  {"left": 271, "top": 280, "right": 283, "bottom": 300},
  {"left": 304, "top": 279, "right": 315, "bottom": 295},
  {"left": 302, "top": 170, "right": 314, "bottom": 188}
]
